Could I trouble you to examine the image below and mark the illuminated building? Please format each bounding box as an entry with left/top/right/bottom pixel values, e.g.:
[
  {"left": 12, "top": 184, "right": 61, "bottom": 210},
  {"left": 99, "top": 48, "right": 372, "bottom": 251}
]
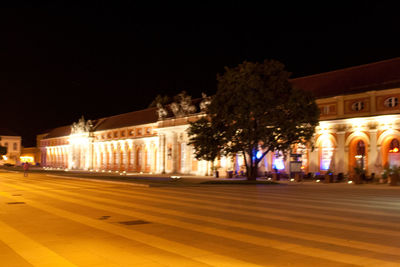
[
  {"left": 0, "top": 129, "right": 21, "bottom": 165},
  {"left": 39, "top": 58, "right": 400, "bottom": 177}
]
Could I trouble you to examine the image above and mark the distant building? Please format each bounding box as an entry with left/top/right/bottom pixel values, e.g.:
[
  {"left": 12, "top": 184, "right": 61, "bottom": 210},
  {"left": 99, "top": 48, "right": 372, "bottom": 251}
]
[
  {"left": 20, "top": 147, "right": 40, "bottom": 165},
  {"left": 0, "top": 129, "right": 21, "bottom": 165},
  {"left": 38, "top": 58, "right": 400, "bottom": 177}
]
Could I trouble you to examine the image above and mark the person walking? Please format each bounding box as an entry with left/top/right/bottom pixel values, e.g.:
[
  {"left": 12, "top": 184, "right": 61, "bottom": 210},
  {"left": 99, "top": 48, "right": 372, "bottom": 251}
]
[{"left": 23, "top": 162, "right": 29, "bottom": 177}]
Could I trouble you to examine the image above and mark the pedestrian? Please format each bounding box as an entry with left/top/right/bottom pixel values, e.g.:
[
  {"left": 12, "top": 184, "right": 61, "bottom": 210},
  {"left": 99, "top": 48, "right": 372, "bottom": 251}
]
[{"left": 23, "top": 162, "right": 29, "bottom": 177}]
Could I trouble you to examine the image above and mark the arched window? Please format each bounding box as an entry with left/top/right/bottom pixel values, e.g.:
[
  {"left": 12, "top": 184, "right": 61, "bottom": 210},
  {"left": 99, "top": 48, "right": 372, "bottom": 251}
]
[
  {"left": 355, "top": 140, "right": 366, "bottom": 170},
  {"left": 352, "top": 101, "right": 364, "bottom": 111},
  {"left": 389, "top": 139, "right": 400, "bottom": 153},
  {"left": 384, "top": 97, "right": 398, "bottom": 108},
  {"left": 356, "top": 140, "right": 365, "bottom": 156},
  {"left": 388, "top": 138, "right": 400, "bottom": 167}
]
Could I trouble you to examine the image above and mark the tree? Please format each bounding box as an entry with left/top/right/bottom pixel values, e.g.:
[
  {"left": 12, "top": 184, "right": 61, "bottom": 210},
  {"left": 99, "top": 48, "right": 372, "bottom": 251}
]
[
  {"left": 187, "top": 116, "right": 223, "bottom": 175},
  {"left": 188, "top": 59, "right": 319, "bottom": 180}
]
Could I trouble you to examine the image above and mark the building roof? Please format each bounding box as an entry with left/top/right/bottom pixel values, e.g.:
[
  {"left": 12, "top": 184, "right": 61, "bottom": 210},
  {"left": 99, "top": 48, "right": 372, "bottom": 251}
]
[
  {"left": 43, "top": 107, "right": 159, "bottom": 139},
  {"left": 44, "top": 125, "right": 71, "bottom": 139},
  {"left": 93, "top": 107, "right": 158, "bottom": 131},
  {"left": 291, "top": 57, "right": 400, "bottom": 98}
]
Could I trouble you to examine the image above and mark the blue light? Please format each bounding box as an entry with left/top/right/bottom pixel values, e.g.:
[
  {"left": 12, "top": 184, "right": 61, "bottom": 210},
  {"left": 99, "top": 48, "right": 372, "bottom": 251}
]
[
  {"left": 321, "top": 159, "right": 331, "bottom": 171},
  {"left": 256, "top": 151, "right": 263, "bottom": 159},
  {"left": 273, "top": 158, "right": 285, "bottom": 170}
]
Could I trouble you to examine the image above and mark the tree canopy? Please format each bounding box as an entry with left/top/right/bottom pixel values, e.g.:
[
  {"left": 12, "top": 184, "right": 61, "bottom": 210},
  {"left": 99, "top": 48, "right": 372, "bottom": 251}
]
[{"left": 188, "top": 59, "right": 319, "bottom": 179}]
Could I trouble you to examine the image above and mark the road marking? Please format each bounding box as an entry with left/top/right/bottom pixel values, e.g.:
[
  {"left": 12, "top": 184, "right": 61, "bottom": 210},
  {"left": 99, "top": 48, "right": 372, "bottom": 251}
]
[
  {"left": 96, "top": 185, "right": 400, "bottom": 235},
  {"left": 0, "top": 188, "right": 262, "bottom": 267},
  {"left": 45, "top": 174, "right": 150, "bottom": 187},
  {"left": 83, "top": 186, "right": 400, "bottom": 256},
  {"left": 0, "top": 218, "right": 76, "bottom": 267},
  {"left": 3, "top": 181, "right": 398, "bottom": 267}
]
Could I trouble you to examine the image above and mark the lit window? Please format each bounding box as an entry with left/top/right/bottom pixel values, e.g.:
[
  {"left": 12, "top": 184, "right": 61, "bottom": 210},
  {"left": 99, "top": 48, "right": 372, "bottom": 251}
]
[
  {"left": 384, "top": 97, "right": 398, "bottom": 108},
  {"left": 114, "top": 132, "right": 118, "bottom": 138},
  {"left": 352, "top": 101, "right": 364, "bottom": 111}
]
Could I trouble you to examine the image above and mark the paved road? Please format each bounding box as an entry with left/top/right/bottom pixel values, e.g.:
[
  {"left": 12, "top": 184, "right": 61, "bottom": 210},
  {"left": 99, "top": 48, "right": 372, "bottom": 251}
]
[{"left": 1, "top": 171, "right": 400, "bottom": 266}]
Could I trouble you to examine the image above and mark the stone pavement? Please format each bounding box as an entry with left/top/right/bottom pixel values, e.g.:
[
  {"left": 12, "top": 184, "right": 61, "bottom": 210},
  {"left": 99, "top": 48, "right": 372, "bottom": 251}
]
[{"left": 1, "top": 171, "right": 400, "bottom": 266}]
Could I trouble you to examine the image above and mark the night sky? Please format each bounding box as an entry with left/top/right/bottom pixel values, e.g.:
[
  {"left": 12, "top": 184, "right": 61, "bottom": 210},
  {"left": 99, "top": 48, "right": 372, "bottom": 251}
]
[{"left": 1, "top": 2, "right": 399, "bottom": 147}]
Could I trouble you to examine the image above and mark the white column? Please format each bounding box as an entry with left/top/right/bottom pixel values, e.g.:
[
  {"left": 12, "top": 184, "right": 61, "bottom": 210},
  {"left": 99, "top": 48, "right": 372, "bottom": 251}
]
[
  {"left": 172, "top": 132, "right": 179, "bottom": 173},
  {"left": 87, "top": 136, "right": 94, "bottom": 170},
  {"left": 336, "top": 131, "right": 346, "bottom": 174},
  {"left": 108, "top": 143, "right": 113, "bottom": 170},
  {"left": 123, "top": 142, "right": 128, "bottom": 171},
  {"left": 158, "top": 134, "right": 166, "bottom": 173},
  {"left": 116, "top": 143, "right": 121, "bottom": 170},
  {"left": 368, "top": 129, "right": 378, "bottom": 175},
  {"left": 67, "top": 145, "right": 73, "bottom": 169},
  {"left": 309, "top": 148, "right": 319, "bottom": 173}
]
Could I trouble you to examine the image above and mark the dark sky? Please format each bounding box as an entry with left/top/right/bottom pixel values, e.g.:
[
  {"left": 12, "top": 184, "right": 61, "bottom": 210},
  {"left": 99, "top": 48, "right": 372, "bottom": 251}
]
[{"left": 1, "top": 2, "right": 399, "bottom": 147}]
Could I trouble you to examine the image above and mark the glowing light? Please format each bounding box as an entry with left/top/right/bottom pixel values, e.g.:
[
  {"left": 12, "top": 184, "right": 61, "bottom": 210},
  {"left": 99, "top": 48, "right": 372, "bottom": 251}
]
[
  {"left": 2, "top": 155, "right": 8, "bottom": 160},
  {"left": 20, "top": 156, "right": 34, "bottom": 163},
  {"left": 273, "top": 157, "right": 285, "bottom": 170},
  {"left": 290, "top": 178, "right": 294, "bottom": 182},
  {"left": 350, "top": 118, "right": 366, "bottom": 129},
  {"left": 69, "top": 133, "right": 89, "bottom": 145},
  {"left": 318, "top": 122, "right": 330, "bottom": 135},
  {"left": 389, "top": 147, "right": 399, "bottom": 153},
  {"left": 267, "top": 178, "right": 272, "bottom": 181},
  {"left": 220, "top": 156, "right": 227, "bottom": 167},
  {"left": 256, "top": 151, "right": 263, "bottom": 159},
  {"left": 171, "top": 176, "right": 181, "bottom": 179},
  {"left": 316, "top": 179, "right": 320, "bottom": 183},
  {"left": 348, "top": 181, "right": 353, "bottom": 184}
]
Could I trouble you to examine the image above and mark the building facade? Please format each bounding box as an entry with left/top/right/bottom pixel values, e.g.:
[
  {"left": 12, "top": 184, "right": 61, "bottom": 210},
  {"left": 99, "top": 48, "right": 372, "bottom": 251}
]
[
  {"left": 39, "top": 58, "right": 400, "bottom": 177},
  {"left": 0, "top": 130, "right": 22, "bottom": 165}
]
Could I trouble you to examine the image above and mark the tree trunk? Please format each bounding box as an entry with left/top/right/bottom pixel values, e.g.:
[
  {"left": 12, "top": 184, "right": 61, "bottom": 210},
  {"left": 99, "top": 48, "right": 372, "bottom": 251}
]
[{"left": 247, "top": 164, "right": 258, "bottom": 180}]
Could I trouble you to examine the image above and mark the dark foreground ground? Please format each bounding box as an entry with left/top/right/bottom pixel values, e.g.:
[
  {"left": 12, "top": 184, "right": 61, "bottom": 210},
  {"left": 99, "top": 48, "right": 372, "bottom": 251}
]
[{"left": 1, "top": 170, "right": 400, "bottom": 266}]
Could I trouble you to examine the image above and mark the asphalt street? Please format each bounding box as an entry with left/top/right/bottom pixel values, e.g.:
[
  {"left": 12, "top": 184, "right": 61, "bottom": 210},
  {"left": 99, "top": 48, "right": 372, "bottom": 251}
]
[{"left": 1, "top": 171, "right": 400, "bottom": 266}]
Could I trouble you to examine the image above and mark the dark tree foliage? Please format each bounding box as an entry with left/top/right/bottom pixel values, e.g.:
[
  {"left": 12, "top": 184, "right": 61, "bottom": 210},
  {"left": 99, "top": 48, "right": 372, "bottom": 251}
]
[
  {"left": 0, "top": 146, "right": 7, "bottom": 157},
  {"left": 148, "top": 94, "right": 171, "bottom": 108},
  {"left": 187, "top": 117, "right": 224, "bottom": 173},
  {"left": 189, "top": 59, "right": 319, "bottom": 180}
]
